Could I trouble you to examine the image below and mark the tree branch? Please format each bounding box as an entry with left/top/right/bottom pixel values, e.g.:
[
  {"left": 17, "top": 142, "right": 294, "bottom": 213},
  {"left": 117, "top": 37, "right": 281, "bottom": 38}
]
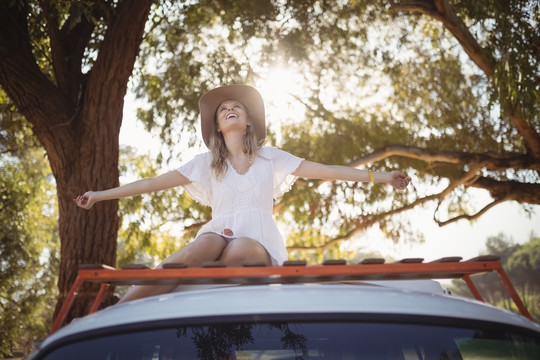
[
  {"left": 40, "top": 0, "right": 96, "bottom": 105},
  {"left": 286, "top": 190, "right": 440, "bottom": 252},
  {"left": 509, "top": 112, "right": 540, "bottom": 160},
  {"left": 287, "top": 164, "right": 486, "bottom": 252},
  {"left": 0, "top": 1, "right": 69, "bottom": 125},
  {"left": 434, "top": 196, "right": 511, "bottom": 227},
  {"left": 387, "top": 0, "right": 496, "bottom": 77},
  {"left": 276, "top": 144, "right": 539, "bottom": 216},
  {"left": 471, "top": 177, "right": 540, "bottom": 205},
  {"left": 387, "top": 0, "right": 540, "bottom": 159},
  {"left": 348, "top": 145, "right": 540, "bottom": 172},
  {"left": 86, "top": 0, "right": 153, "bottom": 109}
]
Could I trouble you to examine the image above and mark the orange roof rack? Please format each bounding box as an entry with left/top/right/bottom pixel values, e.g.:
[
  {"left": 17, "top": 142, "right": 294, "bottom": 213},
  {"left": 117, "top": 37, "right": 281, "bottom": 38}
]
[{"left": 50, "top": 255, "right": 532, "bottom": 335}]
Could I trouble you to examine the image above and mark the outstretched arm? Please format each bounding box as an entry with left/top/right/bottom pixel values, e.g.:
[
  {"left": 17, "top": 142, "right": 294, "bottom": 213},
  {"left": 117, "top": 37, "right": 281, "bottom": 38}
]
[
  {"left": 74, "top": 170, "right": 190, "bottom": 209},
  {"left": 292, "top": 160, "right": 410, "bottom": 190}
]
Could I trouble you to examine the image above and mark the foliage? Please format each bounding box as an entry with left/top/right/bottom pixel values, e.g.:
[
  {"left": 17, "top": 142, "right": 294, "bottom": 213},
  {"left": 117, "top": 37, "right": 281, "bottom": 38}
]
[
  {"left": 453, "top": 0, "right": 539, "bottom": 118},
  {"left": 0, "top": 0, "right": 538, "bottom": 344},
  {"left": 130, "top": 0, "right": 539, "bottom": 260},
  {"left": 0, "top": 0, "right": 157, "bottom": 323},
  {"left": 0, "top": 96, "right": 59, "bottom": 357},
  {"left": 0, "top": 96, "right": 39, "bottom": 156},
  {"left": 449, "top": 233, "right": 540, "bottom": 321},
  {"left": 506, "top": 236, "right": 540, "bottom": 320}
]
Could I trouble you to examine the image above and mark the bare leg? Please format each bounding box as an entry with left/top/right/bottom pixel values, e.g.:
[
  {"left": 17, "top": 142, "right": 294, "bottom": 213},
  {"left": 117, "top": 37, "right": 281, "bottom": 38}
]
[
  {"left": 219, "top": 237, "right": 272, "bottom": 266},
  {"left": 118, "top": 234, "right": 228, "bottom": 303}
]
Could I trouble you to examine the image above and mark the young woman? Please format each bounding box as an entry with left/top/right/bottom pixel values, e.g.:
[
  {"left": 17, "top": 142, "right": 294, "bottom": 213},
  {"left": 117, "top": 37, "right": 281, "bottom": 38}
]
[{"left": 74, "top": 84, "right": 411, "bottom": 302}]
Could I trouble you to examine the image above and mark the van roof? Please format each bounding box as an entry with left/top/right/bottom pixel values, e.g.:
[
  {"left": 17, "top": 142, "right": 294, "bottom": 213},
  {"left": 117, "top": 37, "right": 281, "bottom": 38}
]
[{"left": 44, "top": 282, "right": 540, "bottom": 348}]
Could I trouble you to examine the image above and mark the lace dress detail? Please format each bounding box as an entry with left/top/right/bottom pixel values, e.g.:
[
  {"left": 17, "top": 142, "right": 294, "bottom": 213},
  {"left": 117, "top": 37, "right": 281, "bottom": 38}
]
[{"left": 177, "top": 146, "right": 304, "bottom": 264}]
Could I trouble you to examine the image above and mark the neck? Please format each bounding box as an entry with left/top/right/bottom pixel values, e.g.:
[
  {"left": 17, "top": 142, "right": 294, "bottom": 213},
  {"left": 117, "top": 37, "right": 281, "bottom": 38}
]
[{"left": 223, "top": 132, "right": 245, "bottom": 158}]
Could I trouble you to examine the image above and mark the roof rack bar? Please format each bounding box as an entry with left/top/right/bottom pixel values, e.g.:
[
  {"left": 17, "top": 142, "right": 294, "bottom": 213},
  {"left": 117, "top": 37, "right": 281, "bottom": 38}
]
[
  {"left": 50, "top": 275, "right": 85, "bottom": 335},
  {"left": 50, "top": 258, "right": 533, "bottom": 335},
  {"left": 69, "top": 261, "right": 506, "bottom": 284},
  {"left": 462, "top": 264, "right": 531, "bottom": 320},
  {"left": 494, "top": 263, "right": 531, "bottom": 319},
  {"left": 462, "top": 274, "right": 484, "bottom": 302},
  {"left": 89, "top": 283, "right": 110, "bottom": 314}
]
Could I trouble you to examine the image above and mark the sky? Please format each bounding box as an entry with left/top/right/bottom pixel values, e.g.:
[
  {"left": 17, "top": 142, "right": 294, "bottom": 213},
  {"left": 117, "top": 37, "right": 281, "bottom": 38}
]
[
  {"left": 119, "top": 76, "right": 539, "bottom": 263},
  {"left": 350, "top": 199, "right": 539, "bottom": 261}
]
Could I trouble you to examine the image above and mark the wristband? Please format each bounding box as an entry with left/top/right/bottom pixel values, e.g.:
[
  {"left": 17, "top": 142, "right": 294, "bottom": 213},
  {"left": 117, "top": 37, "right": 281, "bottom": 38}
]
[{"left": 368, "top": 170, "right": 374, "bottom": 182}]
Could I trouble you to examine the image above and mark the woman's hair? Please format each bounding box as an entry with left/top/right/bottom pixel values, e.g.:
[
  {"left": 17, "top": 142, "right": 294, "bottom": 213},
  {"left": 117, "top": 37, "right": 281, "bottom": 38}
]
[{"left": 209, "top": 102, "right": 260, "bottom": 179}]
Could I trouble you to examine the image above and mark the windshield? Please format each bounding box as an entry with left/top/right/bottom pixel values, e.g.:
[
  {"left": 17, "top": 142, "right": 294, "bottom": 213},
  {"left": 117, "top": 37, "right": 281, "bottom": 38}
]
[{"left": 40, "top": 320, "right": 540, "bottom": 360}]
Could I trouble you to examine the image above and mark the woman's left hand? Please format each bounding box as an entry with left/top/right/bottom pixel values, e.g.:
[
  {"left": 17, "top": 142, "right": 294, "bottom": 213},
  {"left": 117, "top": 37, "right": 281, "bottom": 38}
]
[{"left": 388, "top": 171, "right": 411, "bottom": 190}]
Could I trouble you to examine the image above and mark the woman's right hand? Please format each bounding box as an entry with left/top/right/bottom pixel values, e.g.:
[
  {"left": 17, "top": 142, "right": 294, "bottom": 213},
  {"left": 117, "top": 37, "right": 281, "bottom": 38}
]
[{"left": 73, "top": 191, "right": 98, "bottom": 209}]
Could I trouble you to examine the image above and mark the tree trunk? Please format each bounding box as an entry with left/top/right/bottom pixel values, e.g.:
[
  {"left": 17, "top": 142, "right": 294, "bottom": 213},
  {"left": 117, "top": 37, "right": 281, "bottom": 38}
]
[
  {"left": 53, "top": 98, "right": 123, "bottom": 321},
  {"left": 0, "top": 0, "right": 153, "bottom": 324}
]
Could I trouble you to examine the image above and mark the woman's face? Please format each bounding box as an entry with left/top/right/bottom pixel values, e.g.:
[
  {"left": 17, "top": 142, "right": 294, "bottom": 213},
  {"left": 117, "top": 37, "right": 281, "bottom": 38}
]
[{"left": 215, "top": 100, "right": 250, "bottom": 135}]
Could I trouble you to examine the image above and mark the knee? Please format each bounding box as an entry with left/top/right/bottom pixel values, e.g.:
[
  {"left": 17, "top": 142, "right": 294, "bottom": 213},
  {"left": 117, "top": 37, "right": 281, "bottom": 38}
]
[
  {"left": 219, "top": 237, "right": 271, "bottom": 266},
  {"left": 160, "top": 233, "right": 227, "bottom": 267},
  {"left": 193, "top": 233, "right": 228, "bottom": 248}
]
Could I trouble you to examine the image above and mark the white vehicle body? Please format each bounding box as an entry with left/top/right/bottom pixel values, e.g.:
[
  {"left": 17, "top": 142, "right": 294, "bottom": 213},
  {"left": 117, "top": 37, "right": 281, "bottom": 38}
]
[{"left": 32, "top": 282, "right": 540, "bottom": 360}]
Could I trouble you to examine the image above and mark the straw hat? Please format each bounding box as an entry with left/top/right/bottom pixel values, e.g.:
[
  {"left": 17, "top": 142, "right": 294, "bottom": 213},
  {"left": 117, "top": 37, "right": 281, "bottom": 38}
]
[{"left": 199, "top": 84, "right": 266, "bottom": 148}]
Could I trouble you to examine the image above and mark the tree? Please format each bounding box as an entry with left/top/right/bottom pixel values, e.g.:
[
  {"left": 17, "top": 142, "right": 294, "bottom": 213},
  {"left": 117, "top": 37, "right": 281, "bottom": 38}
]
[
  {"left": 506, "top": 236, "right": 540, "bottom": 319},
  {"left": 0, "top": 0, "right": 153, "bottom": 321},
  {"left": 0, "top": 0, "right": 295, "bottom": 325},
  {"left": 0, "top": 97, "right": 59, "bottom": 356},
  {"left": 1, "top": 0, "right": 538, "bottom": 328},
  {"left": 449, "top": 233, "right": 540, "bottom": 321},
  {"left": 384, "top": 0, "right": 540, "bottom": 221},
  {"left": 279, "top": 0, "right": 539, "bottom": 251},
  {"left": 132, "top": 0, "right": 538, "bottom": 256},
  {"left": 389, "top": 0, "right": 540, "bottom": 156}
]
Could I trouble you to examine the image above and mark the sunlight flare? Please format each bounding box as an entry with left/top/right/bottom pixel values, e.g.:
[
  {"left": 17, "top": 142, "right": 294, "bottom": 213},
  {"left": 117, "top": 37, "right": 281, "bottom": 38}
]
[{"left": 256, "top": 65, "right": 307, "bottom": 132}]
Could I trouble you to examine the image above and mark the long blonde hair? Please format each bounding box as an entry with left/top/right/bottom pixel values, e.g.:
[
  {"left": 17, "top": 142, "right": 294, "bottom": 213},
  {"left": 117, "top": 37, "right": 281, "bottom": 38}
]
[{"left": 209, "top": 104, "right": 260, "bottom": 179}]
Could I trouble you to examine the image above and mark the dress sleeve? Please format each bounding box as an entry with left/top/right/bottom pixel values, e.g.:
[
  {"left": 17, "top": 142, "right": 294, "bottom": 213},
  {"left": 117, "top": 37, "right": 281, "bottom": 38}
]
[
  {"left": 176, "top": 152, "right": 212, "bottom": 206},
  {"left": 259, "top": 147, "right": 304, "bottom": 199}
]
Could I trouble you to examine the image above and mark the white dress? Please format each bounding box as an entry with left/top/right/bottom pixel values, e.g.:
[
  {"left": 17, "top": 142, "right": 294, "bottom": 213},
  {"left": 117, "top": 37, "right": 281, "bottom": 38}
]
[{"left": 176, "top": 146, "right": 304, "bottom": 265}]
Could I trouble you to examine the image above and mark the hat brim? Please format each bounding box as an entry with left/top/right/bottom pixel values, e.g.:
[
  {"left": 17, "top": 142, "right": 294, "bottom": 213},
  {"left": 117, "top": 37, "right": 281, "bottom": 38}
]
[{"left": 199, "top": 84, "right": 265, "bottom": 148}]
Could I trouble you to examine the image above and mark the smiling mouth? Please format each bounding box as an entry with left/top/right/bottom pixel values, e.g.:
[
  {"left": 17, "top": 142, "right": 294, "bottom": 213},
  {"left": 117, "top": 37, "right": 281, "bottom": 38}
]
[{"left": 226, "top": 113, "right": 238, "bottom": 120}]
